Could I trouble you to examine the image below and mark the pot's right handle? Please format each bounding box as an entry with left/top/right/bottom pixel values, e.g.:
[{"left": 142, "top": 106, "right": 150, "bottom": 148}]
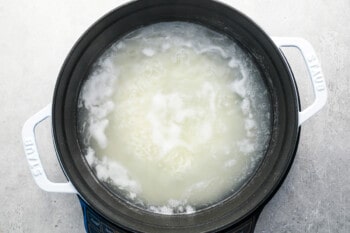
[
  {"left": 22, "top": 104, "right": 77, "bottom": 194},
  {"left": 272, "top": 37, "right": 327, "bottom": 126}
]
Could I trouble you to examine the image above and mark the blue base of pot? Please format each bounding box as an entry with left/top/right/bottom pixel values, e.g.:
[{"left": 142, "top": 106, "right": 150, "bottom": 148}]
[{"left": 79, "top": 197, "right": 125, "bottom": 233}]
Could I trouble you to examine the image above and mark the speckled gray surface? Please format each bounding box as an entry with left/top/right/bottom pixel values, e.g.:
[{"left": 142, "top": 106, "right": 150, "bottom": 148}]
[{"left": 0, "top": 0, "right": 349, "bottom": 232}]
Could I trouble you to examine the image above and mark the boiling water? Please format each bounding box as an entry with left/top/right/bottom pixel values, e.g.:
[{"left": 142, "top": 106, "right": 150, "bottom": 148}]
[{"left": 78, "top": 22, "right": 271, "bottom": 214}]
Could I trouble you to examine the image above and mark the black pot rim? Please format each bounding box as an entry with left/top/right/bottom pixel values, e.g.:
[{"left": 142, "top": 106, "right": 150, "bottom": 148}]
[{"left": 52, "top": 0, "right": 300, "bottom": 232}]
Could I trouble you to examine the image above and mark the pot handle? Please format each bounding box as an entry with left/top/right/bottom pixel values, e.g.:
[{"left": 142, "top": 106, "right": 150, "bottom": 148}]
[
  {"left": 22, "top": 104, "right": 77, "bottom": 194},
  {"left": 272, "top": 37, "right": 327, "bottom": 126}
]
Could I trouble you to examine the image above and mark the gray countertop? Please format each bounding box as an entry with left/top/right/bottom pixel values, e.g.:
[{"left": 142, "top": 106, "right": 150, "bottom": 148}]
[{"left": 0, "top": 0, "right": 349, "bottom": 232}]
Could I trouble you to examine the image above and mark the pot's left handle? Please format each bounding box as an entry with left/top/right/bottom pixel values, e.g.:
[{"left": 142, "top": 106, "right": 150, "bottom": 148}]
[{"left": 22, "top": 104, "right": 77, "bottom": 194}]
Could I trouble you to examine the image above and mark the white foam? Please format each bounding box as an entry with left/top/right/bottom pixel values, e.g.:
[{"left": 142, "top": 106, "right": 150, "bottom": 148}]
[
  {"left": 229, "top": 78, "right": 247, "bottom": 98},
  {"left": 89, "top": 119, "right": 109, "bottom": 149},
  {"left": 85, "top": 147, "right": 96, "bottom": 165},
  {"left": 142, "top": 48, "right": 156, "bottom": 57},
  {"left": 198, "top": 45, "right": 228, "bottom": 58},
  {"left": 94, "top": 156, "right": 141, "bottom": 195},
  {"left": 225, "top": 159, "right": 237, "bottom": 168},
  {"left": 185, "top": 205, "right": 195, "bottom": 214},
  {"left": 228, "top": 58, "right": 239, "bottom": 68},
  {"left": 237, "top": 139, "right": 255, "bottom": 154}
]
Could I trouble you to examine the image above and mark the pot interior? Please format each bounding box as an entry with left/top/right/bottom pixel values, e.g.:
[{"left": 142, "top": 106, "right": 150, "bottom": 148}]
[{"left": 76, "top": 20, "right": 273, "bottom": 216}]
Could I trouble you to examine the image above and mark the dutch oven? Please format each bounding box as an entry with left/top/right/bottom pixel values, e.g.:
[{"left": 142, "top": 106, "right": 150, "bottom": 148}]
[{"left": 22, "top": 0, "right": 327, "bottom": 232}]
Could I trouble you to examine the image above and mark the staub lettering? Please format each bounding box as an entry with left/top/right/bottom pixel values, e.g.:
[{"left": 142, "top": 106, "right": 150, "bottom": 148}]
[
  {"left": 24, "top": 138, "right": 42, "bottom": 177},
  {"left": 308, "top": 55, "right": 326, "bottom": 92}
]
